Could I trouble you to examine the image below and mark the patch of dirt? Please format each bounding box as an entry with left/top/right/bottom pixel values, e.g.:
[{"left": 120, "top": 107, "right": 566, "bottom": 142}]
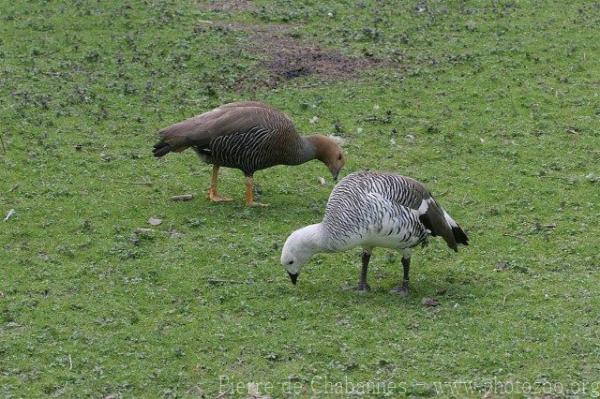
[
  {"left": 260, "top": 35, "right": 381, "bottom": 86},
  {"left": 199, "top": 0, "right": 255, "bottom": 13},
  {"left": 214, "top": 22, "right": 385, "bottom": 88}
]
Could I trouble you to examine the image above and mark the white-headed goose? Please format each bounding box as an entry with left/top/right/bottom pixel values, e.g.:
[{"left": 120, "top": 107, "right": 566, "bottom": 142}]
[{"left": 281, "top": 171, "right": 468, "bottom": 295}]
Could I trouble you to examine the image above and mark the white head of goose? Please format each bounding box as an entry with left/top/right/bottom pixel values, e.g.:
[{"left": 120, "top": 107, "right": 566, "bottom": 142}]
[
  {"left": 281, "top": 171, "right": 468, "bottom": 295},
  {"left": 153, "top": 101, "right": 345, "bottom": 207}
]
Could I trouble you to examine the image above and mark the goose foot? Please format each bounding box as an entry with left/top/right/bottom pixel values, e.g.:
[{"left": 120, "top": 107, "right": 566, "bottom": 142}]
[
  {"left": 356, "top": 282, "right": 371, "bottom": 293},
  {"left": 390, "top": 284, "right": 409, "bottom": 297},
  {"left": 247, "top": 201, "right": 269, "bottom": 207},
  {"left": 208, "top": 166, "right": 232, "bottom": 203},
  {"left": 245, "top": 176, "right": 268, "bottom": 207},
  {"left": 208, "top": 191, "right": 233, "bottom": 203}
]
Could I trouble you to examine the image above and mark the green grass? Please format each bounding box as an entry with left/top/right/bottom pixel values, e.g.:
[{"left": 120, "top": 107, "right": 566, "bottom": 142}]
[{"left": 1, "top": 0, "right": 599, "bottom": 397}]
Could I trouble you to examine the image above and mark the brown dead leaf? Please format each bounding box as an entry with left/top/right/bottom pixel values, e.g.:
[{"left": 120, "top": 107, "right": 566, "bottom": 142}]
[
  {"left": 421, "top": 297, "right": 439, "bottom": 307},
  {"left": 135, "top": 228, "right": 155, "bottom": 237},
  {"left": 495, "top": 261, "right": 510, "bottom": 271}
]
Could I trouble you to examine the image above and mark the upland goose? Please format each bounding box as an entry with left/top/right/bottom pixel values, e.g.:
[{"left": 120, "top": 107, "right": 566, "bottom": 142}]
[
  {"left": 153, "top": 101, "right": 345, "bottom": 207},
  {"left": 281, "top": 171, "right": 468, "bottom": 295}
]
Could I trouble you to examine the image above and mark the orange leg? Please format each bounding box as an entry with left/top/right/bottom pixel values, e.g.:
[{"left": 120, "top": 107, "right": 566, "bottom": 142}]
[
  {"left": 245, "top": 175, "right": 269, "bottom": 207},
  {"left": 207, "top": 165, "right": 232, "bottom": 203}
]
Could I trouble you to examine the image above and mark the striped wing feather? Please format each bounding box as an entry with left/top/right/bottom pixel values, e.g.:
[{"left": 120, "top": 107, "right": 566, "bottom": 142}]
[
  {"left": 155, "top": 102, "right": 296, "bottom": 153},
  {"left": 380, "top": 175, "right": 458, "bottom": 251}
]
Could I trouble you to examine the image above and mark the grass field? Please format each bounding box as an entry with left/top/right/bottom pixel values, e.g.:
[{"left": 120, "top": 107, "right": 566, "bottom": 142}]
[{"left": 1, "top": 0, "right": 599, "bottom": 397}]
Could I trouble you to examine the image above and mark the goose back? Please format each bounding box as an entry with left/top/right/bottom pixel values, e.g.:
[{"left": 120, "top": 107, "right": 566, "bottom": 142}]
[
  {"left": 322, "top": 171, "right": 468, "bottom": 251},
  {"left": 154, "top": 102, "right": 310, "bottom": 174}
]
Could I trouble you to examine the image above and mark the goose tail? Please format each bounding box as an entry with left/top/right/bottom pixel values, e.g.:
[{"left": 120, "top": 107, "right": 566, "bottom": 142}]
[
  {"left": 418, "top": 196, "right": 468, "bottom": 252},
  {"left": 152, "top": 140, "right": 174, "bottom": 157},
  {"left": 152, "top": 122, "right": 197, "bottom": 157}
]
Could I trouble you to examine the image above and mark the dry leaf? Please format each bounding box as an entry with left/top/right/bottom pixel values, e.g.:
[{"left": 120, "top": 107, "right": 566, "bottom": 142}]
[
  {"left": 247, "top": 382, "right": 271, "bottom": 399},
  {"left": 317, "top": 177, "right": 326, "bottom": 185},
  {"left": 169, "top": 230, "right": 185, "bottom": 239},
  {"left": 148, "top": 217, "right": 162, "bottom": 226},
  {"left": 495, "top": 261, "right": 510, "bottom": 271},
  {"left": 3, "top": 209, "right": 15, "bottom": 222},
  {"left": 135, "top": 228, "right": 155, "bottom": 236},
  {"left": 421, "top": 297, "right": 439, "bottom": 307},
  {"left": 171, "top": 194, "right": 194, "bottom": 202}
]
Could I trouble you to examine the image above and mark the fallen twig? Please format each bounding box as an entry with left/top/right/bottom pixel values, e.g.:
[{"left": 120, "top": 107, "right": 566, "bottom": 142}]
[
  {"left": 525, "top": 173, "right": 573, "bottom": 181},
  {"left": 539, "top": 175, "right": 573, "bottom": 180},
  {"left": 0, "top": 134, "right": 5, "bottom": 154},
  {"left": 503, "top": 233, "right": 526, "bottom": 242},
  {"left": 171, "top": 194, "right": 194, "bottom": 202},
  {"left": 208, "top": 278, "right": 252, "bottom": 285},
  {"left": 134, "top": 227, "right": 155, "bottom": 235},
  {"left": 107, "top": 180, "right": 153, "bottom": 186}
]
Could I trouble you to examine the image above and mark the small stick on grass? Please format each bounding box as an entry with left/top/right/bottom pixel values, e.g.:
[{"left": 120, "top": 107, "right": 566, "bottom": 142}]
[
  {"left": 171, "top": 194, "right": 194, "bottom": 202},
  {"left": 108, "top": 179, "right": 153, "bottom": 186},
  {"left": 525, "top": 173, "right": 573, "bottom": 181},
  {"left": 503, "top": 233, "right": 526, "bottom": 242},
  {"left": 208, "top": 278, "right": 251, "bottom": 285},
  {"left": 0, "top": 134, "right": 6, "bottom": 154}
]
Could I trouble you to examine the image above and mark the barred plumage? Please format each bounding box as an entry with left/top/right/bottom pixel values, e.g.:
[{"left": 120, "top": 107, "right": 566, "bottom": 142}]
[
  {"left": 152, "top": 102, "right": 345, "bottom": 206},
  {"left": 281, "top": 171, "right": 468, "bottom": 295}
]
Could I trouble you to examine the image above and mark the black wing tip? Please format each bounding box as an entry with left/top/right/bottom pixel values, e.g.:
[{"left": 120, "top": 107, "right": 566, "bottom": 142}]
[{"left": 452, "top": 226, "right": 469, "bottom": 246}]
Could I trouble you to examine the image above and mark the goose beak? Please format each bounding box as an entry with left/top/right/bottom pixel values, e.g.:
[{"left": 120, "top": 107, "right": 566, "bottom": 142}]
[
  {"left": 288, "top": 272, "right": 298, "bottom": 285},
  {"left": 331, "top": 170, "right": 339, "bottom": 182}
]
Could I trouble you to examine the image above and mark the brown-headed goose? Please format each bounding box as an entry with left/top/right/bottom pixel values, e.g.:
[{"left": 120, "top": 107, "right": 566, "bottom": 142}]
[{"left": 153, "top": 101, "right": 345, "bottom": 207}]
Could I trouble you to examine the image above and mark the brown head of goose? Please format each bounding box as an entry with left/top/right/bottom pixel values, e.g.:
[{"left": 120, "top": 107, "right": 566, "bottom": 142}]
[
  {"left": 153, "top": 101, "right": 345, "bottom": 206},
  {"left": 281, "top": 171, "right": 468, "bottom": 295}
]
